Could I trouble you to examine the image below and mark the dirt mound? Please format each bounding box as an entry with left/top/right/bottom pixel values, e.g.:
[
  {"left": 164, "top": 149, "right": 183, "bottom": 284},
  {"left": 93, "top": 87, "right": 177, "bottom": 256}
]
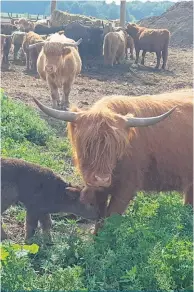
[{"left": 138, "top": 1, "right": 193, "bottom": 47}]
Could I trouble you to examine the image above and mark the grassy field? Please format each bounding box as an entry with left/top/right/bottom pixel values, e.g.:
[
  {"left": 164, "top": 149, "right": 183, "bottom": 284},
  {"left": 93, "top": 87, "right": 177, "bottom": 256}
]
[{"left": 1, "top": 88, "right": 193, "bottom": 291}]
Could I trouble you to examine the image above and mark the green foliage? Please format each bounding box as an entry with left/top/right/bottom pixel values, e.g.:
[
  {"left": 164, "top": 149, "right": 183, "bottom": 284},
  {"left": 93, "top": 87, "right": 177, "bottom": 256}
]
[
  {"left": 1, "top": 242, "right": 85, "bottom": 291},
  {"left": 1, "top": 89, "right": 77, "bottom": 181},
  {"left": 82, "top": 192, "right": 193, "bottom": 291},
  {"left": 1, "top": 193, "right": 193, "bottom": 291}
]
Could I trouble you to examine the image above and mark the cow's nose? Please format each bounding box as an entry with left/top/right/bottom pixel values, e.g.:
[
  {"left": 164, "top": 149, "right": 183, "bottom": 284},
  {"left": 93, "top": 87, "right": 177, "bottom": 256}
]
[
  {"left": 45, "top": 65, "right": 53, "bottom": 71},
  {"left": 94, "top": 175, "right": 111, "bottom": 186}
]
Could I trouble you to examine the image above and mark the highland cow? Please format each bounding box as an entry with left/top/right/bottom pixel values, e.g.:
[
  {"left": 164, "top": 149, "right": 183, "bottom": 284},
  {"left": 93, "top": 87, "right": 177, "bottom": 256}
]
[
  {"left": 126, "top": 23, "right": 170, "bottom": 69},
  {"left": 33, "top": 89, "right": 193, "bottom": 234},
  {"left": 1, "top": 24, "right": 17, "bottom": 35},
  {"left": 22, "top": 31, "right": 45, "bottom": 71},
  {"left": 1, "top": 157, "right": 99, "bottom": 241},
  {"left": 11, "top": 31, "right": 26, "bottom": 62},
  {"left": 29, "top": 32, "right": 82, "bottom": 109},
  {"left": 103, "top": 24, "right": 134, "bottom": 60},
  {"left": 13, "top": 17, "right": 35, "bottom": 32},
  {"left": 0, "top": 34, "right": 12, "bottom": 68},
  {"left": 103, "top": 29, "right": 128, "bottom": 66}
]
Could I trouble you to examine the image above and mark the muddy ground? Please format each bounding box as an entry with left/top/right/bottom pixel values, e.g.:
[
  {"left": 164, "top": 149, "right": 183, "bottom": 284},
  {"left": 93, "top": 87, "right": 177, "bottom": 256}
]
[{"left": 2, "top": 47, "right": 193, "bottom": 111}]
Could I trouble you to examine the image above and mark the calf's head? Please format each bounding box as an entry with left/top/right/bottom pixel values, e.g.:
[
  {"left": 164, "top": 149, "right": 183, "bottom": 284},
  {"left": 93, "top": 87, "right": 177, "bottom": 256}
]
[
  {"left": 64, "top": 185, "right": 99, "bottom": 220},
  {"left": 33, "top": 98, "right": 177, "bottom": 188}
]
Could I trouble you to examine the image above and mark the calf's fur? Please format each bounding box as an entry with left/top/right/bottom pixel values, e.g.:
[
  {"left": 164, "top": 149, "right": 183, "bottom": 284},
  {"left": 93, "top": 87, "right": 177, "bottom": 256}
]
[{"left": 1, "top": 158, "right": 98, "bottom": 241}]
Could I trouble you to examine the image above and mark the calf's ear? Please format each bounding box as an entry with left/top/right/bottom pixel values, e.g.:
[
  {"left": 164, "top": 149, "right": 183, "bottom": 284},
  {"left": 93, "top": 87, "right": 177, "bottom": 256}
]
[
  {"left": 65, "top": 187, "right": 79, "bottom": 200},
  {"left": 62, "top": 47, "right": 71, "bottom": 56}
]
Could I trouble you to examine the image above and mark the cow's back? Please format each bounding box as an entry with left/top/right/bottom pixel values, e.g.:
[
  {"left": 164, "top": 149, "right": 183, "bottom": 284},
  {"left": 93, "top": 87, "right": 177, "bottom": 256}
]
[{"left": 138, "top": 29, "right": 170, "bottom": 51}]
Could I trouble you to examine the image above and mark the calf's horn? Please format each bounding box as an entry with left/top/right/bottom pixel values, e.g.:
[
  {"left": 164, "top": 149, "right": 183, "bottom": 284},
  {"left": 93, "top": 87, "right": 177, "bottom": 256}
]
[
  {"left": 125, "top": 106, "right": 177, "bottom": 127},
  {"left": 33, "top": 98, "right": 78, "bottom": 122}
]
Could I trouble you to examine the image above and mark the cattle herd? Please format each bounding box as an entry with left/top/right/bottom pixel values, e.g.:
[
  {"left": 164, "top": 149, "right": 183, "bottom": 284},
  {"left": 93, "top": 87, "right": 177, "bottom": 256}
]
[{"left": 1, "top": 14, "right": 193, "bottom": 241}]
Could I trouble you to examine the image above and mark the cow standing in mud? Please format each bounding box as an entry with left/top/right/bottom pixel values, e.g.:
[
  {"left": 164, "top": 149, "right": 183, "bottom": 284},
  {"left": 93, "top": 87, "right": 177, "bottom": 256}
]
[
  {"left": 0, "top": 34, "right": 12, "bottom": 69},
  {"left": 29, "top": 32, "right": 82, "bottom": 109},
  {"left": 103, "top": 29, "right": 128, "bottom": 66},
  {"left": 103, "top": 23, "right": 134, "bottom": 60},
  {"left": 33, "top": 89, "right": 193, "bottom": 233},
  {"left": 126, "top": 23, "right": 170, "bottom": 69},
  {"left": 22, "top": 31, "right": 45, "bottom": 71}
]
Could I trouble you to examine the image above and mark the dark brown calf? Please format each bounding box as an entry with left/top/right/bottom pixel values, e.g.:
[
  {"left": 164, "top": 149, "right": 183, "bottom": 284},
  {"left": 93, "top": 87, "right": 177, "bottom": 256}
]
[{"left": 1, "top": 157, "right": 99, "bottom": 242}]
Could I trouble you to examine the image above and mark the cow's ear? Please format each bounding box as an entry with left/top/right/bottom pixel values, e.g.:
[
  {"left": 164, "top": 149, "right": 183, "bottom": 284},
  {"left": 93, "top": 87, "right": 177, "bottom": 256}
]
[
  {"left": 65, "top": 187, "right": 80, "bottom": 200},
  {"left": 62, "top": 47, "right": 71, "bottom": 56}
]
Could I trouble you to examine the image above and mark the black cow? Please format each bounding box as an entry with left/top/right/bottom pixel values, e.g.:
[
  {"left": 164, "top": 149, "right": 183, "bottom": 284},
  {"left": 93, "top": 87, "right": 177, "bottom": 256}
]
[
  {"left": 63, "top": 22, "right": 104, "bottom": 60},
  {"left": 34, "top": 24, "right": 67, "bottom": 35},
  {"left": 1, "top": 24, "right": 18, "bottom": 35}
]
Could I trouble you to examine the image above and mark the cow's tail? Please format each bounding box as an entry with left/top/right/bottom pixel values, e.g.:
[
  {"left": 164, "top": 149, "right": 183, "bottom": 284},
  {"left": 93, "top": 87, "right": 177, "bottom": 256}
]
[
  {"left": 103, "top": 35, "right": 111, "bottom": 63},
  {"left": 162, "top": 31, "right": 170, "bottom": 69}
]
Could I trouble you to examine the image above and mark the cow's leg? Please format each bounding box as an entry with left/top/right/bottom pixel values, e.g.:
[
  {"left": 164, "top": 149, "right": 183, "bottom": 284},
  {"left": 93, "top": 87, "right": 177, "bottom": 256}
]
[
  {"left": 48, "top": 79, "right": 60, "bottom": 109},
  {"left": 155, "top": 51, "right": 161, "bottom": 69},
  {"left": 130, "top": 46, "right": 134, "bottom": 60},
  {"left": 184, "top": 184, "right": 193, "bottom": 206},
  {"left": 106, "top": 186, "right": 135, "bottom": 217},
  {"left": 125, "top": 46, "right": 128, "bottom": 60},
  {"left": 39, "top": 213, "right": 52, "bottom": 242},
  {"left": 141, "top": 50, "right": 146, "bottom": 65},
  {"left": 162, "top": 48, "right": 168, "bottom": 70},
  {"left": 26, "top": 51, "right": 30, "bottom": 70},
  {"left": 93, "top": 192, "right": 109, "bottom": 235},
  {"left": 135, "top": 48, "right": 140, "bottom": 64},
  {"left": 61, "top": 82, "right": 72, "bottom": 109},
  {"left": 25, "top": 211, "right": 39, "bottom": 241},
  {"left": 14, "top": 45, "right": 20, "bottom": 61}
]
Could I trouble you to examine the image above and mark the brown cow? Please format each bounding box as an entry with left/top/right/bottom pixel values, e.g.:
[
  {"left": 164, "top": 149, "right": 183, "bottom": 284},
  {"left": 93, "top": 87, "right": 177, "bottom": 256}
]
[
  {"left": 33, "top": 89, "right": 193, "bottom": 233},
  {"left": 9, "top": 16, "right": 35, "bottom": 32},
  {"left": 29, "top": 32, "right": 82, "bottom": 109},
  {"left": 126, "top": 23, "right": 170, "bottom": 69},
  {"left": 22, "top": 31, "right": 45, "bottom": 71},
  {"left": 0, "top": 34, "right": 12, "bottom": 68},
  {"left": 103, "top": 24, "right": 134, "bottom": 60},
  {"left": 12, "top": 31, "right": 26, "bottom": 62},
  {"left": 103, "top": 29, "right": 128, "bottom": 66},
  {"left": 1, "top": 157, "right": 99, "bottom": 242}
]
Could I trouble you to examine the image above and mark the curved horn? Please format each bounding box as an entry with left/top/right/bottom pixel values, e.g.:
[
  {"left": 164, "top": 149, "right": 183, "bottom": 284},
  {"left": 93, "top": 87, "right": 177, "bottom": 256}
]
[
  {"left": 125, "top": 106, "right": 177, "bottom": 127},
  {"left": 28, "top": 41, "right": 45, "bottom": 50},
  {"left": 33, "top": 98, "right": 78, "bottom": 122},
  {"left": 62, "top": 38, "right": 82, "bottom": 47}
]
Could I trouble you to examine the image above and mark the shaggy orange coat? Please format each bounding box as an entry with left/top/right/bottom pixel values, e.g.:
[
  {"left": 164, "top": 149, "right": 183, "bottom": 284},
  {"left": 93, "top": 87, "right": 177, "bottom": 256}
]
[{"left": 67, "top": 89, "right": 193, "bottom": 232}]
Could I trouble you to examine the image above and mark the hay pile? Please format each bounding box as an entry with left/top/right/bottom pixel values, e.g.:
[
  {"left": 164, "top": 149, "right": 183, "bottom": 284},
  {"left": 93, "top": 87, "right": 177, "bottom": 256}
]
[
  {"left": 50, "top": 10, "right": 107, "bottom": 27},
  {"left": 137, "top": 1, "right": 193, "bottom": 47}
]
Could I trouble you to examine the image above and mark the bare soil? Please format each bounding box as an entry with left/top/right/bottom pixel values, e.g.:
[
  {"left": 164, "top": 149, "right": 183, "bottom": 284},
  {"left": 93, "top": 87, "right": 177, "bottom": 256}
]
[{"left": 2, "top": 47, "right": 193, "bottom": 112}]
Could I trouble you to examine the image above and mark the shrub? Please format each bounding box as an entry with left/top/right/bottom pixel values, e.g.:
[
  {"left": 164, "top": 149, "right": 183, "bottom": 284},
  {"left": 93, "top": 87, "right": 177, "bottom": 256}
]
[{"left": 82, "top": 192, "right": 193, "bottom": 291}]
